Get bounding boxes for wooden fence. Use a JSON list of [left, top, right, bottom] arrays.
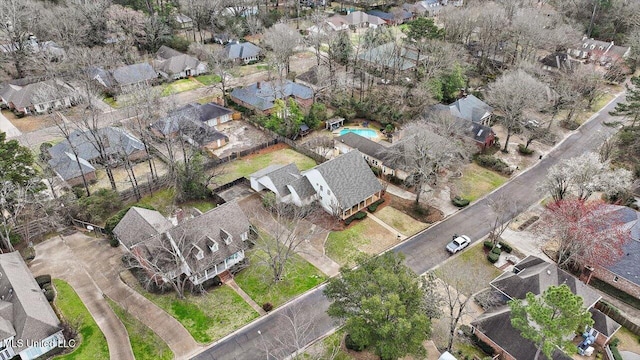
[[595, 301, 640, 336], [70, 218, 107, 235], [13, 219, 54, 243]]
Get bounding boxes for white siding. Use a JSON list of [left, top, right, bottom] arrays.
[[304, 169, 339, 214]]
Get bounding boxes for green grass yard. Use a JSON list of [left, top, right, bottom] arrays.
[[325, 220, 372, 267], [235, 234, 326, 307], [134, 188, 219, 215], [161, 78, 203, 96], [53, 279, 109, 360], [375, 206, 428, 236], [106, 299, 173, 360], [125, 279, 259, 344], [453, 163, 507, 202], [212, 148, 317, 185], [194, 74, 221, 86], [435, 243, 503, 294]]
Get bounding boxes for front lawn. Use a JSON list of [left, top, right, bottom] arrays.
[[195, 74, 222, 85], [435, 243, 503, 294], [106, 299, 173, 360], [453, 163, 507, 202], [161, 78, 203, 96], [53, 279, 109, 360], [234, 234, 326, 307], [102, 97, 120, 109], [124, 277, 259, 344], [325, 218, 395, 267], [212, 148, 317, 185], [375, 206, 428, 236]]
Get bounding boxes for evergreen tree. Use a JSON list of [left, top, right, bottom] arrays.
[[610, 76, 640, 126], [510, 284, 594, 360]]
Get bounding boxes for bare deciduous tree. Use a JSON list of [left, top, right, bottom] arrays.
[[486, 69, 548, 152], [251, 198, 319, 283], [263, 23, 302, 77], [0, 0, 35, 78]]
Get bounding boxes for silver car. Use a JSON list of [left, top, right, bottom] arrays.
[[446, 235, 471, 254]]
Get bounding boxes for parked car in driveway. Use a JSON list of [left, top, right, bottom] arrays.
[[446, 235, 471, 254]]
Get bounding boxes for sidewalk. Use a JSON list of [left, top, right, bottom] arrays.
[[368, 213, 407, 240], [226, 280, 267, 315]]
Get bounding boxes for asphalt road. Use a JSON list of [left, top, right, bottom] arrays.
[[192, 93, 625, 360]]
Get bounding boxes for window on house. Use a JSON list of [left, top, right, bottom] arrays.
[[327, 189, 331, 195], [241, 232, 248, 241], [590, 44, 595, 50], [583, 43, 588, 48], [613, 276, 619, 282], [319, 185, 323, 192]]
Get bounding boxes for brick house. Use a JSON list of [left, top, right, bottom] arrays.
[[472, 256, 621, 359], [583, 205, 640, 299], [229, 80, 313, 115]]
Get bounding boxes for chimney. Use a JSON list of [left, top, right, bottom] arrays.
[[176, 208, 185, 223], [257, 81, 261, 89]]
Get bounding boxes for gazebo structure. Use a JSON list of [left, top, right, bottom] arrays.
[[326, 117, 345, 130]]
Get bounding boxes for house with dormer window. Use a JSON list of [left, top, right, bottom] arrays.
[[113, 202, 251, 285]]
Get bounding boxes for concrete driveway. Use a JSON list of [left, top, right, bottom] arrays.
[[30, 232, 203, 360], [0, 111, 21, 138]]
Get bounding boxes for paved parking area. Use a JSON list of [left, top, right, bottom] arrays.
[[0, 111, 21, 138]]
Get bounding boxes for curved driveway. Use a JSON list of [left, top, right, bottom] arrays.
[[193, 92, 625, 360]]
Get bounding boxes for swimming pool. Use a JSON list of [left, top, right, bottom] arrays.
[[338, 128, 378, 138]]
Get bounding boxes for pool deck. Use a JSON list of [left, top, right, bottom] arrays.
[[332, 125, 382, 141]]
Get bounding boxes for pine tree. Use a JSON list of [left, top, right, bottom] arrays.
[[610, 76, 640, 126]]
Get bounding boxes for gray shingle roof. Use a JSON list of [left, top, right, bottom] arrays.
[[600, 206, 640, 287], [287, 176, 316, 199], [0, 252, 60, 353], [358, 42, 426, 71], [311, 150, 382, 209], [48, 152, 96, 181], [249, 164, 288, 179], [230, 80, 313, 111], [472, 307, 573, 360], [136, 201, 250, 277], [590, 308, 620, 337], [111, 63, 157, 86], [154, 47, 205, 75], [491, 255, 601, 308], [0, 79, 75, 109], [335, 132, 386, 159], [449, 95, 493, 123], [259, 163, 301, 197], [113, 207, 174, 249], [225, 42, 261, 60], [48, 127, 144, 163]]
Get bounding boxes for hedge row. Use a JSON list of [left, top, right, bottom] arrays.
[[367, 199, 385, 213], [475, 155, 513, 175], [487, 252, 500, 263], [345, 211, 367, 225], [498, 241, 512, 253]]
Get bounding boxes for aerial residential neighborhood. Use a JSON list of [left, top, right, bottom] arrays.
[[2, 0, 640, 360]]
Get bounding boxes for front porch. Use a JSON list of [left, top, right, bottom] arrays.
[[191, 250, 245, 285], [340, 190, 382, 220]]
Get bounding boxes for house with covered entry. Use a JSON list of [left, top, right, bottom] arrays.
[[0, 252, 64, 360], [113, 202, 251, 286], [472, 256, 621, 360], [0, 79, 78, 116], [225, 42, 262, 64], [89, 63, 158, 94], [249, 150, 383, 219], [154, 46, 208, 80], [569, 36, 631, 67]]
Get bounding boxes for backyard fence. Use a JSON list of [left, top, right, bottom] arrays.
[[70, 218, 107, 235], [595, 301, 640, 336], [13, 219, 54, 243]]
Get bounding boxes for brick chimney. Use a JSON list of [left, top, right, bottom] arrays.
[[257, 81, 261, 89], [176, 208, 185, 223]]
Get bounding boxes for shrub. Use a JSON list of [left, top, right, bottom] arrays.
[[491, 247, 502, 255], [262, 302, 273, 312], [367, 199, 384, 213], [44, 289, 55, 302], [261, 192, 276, 209], [452, 196, 470, 207], [345, 333, 365, 352], [75, 188, 123, 225], [498, 242, 512, 253], [487, 252, 500, 263], [345, 211, 367, 225], [471, 333, 495, 355], [475, 155, 512, 175], [610, 338, 620, 347], [483, 241, 494, 250], [109, 236, 120, 247], [35, 274, 52, 288], [517, 144, 534, 155]]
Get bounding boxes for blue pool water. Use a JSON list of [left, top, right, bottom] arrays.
[[339, 128, 378, 138]]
